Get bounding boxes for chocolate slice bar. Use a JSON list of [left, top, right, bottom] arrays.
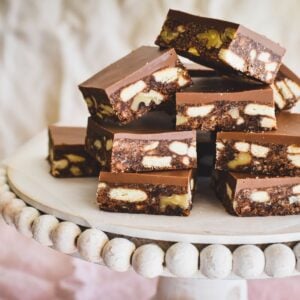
[[85, 116, 197, 173], [213, 171, 300, 217], [271, 64, 300, 112], [79, 46, 192, 124], [97, 170, 195, 216], [215, 112, 300, 176], [48, 126, 100, 178], [155, 10, 285, 84], [176, 75, 275, 131]]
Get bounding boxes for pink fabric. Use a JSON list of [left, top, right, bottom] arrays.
[[1, 215, 300, 299], [0, 219, 157, 300], [248, 277, 300, 300]]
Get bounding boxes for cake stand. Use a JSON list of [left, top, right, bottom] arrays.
[[1, 131, 300, 300]]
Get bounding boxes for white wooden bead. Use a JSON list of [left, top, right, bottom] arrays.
[[265, 244, 295, 277], [166, 242, 198, 277], [32, 215, 59, 246], [293, 243, 300, 272], [233, 245, 265, 278], [2, 198, 26, 225], [77, 228, 108, 263], [14, 207, 40, 238], [102, 238, 135, 272], [51, 221, 81, 254], [0, 191, 16, 212], [132, 244, 164, 278], [200, 245, 232, 279]]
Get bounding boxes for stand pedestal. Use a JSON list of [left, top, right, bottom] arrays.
[[153, 277, 248, 300]]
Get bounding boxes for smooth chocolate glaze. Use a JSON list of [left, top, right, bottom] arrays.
[[99, 169, 193, 186], [79, 46, 179, 96], [160, 10, 285, 57], [217, 170, 300, 194], [48, 126, 86, 148], [177, 76, 272, 104]]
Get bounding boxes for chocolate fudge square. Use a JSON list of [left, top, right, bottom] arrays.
[[215, 113, 300, 176], [213, 171, 300, 217], [79, 46, 192, 124], [176, 75, 275, 131], [155, 10, 285, 84], [48, 125, 100, 178], [85, 116, 197, 173], [97, 170, 195, 216]]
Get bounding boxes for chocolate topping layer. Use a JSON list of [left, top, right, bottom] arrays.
[[163, 10, 285, 56], [114, 130, 196, 140], [48, 126, 86, 148], [184, 63, 217, 77], [165, 9, 238, 30], [99, 170, 193, 186], [79, 46, 179, 96], [218, 171, 300, 194], [235, 25, 285, 57], [177, 76, 272, 104]]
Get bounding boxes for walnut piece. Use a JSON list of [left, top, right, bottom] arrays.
[[160, 193, 190, 212], [160, 27, 179, 43], [227, 152, 252, 169], [197, 29, 223, 49]]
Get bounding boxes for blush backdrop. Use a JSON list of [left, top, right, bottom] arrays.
[[0, 0, 299, 299]]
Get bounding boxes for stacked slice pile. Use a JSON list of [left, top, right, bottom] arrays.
[[48, 9, 300, 218]]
